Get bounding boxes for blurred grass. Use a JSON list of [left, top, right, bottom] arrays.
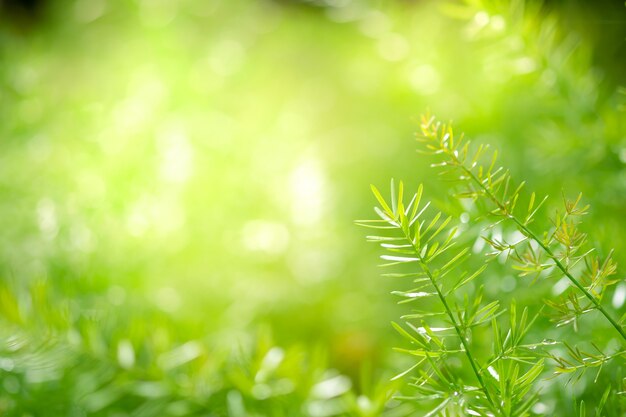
[[0, 0, 625, 415]]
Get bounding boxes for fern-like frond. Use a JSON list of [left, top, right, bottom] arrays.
[[416, 113, 626, 345], [358, 181, 544, 416]]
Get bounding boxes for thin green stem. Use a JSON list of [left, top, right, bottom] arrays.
[[397, 224, 503, 415], [419, 259, 503, 416], [554, 349, 626, 373], [455, 160, 626, 344], [511, 217, 626, 342]]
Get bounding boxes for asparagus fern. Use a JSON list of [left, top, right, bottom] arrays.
[[358, 181, 544, 416]]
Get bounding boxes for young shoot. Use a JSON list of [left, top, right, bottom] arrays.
[[357, 180, 544, 417]]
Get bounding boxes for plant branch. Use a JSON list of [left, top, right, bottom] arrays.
[[400, 227, 505, 416], [448, 148, 626, 344]]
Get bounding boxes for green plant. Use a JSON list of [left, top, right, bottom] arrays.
[[417, 114, 626, 382], [417, 114, 624, 340], [358, 181, 544, 416], [360, 113, 626, 416]]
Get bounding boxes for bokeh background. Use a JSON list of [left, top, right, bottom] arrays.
[[0, 0, 625, 415]]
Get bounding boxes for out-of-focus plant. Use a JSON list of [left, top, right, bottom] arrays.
[[0, 0, 624, 415], [0, 280, 407, 417]]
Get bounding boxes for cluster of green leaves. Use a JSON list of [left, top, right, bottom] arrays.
[[361, 113, 626, 415], [417, 114, 626, 380], [0, 280, 406, 417], [0, 0, 624, 415], [358, 181, 544, 416]]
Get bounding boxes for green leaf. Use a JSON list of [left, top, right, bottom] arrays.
[[371, 184, 394, 218]]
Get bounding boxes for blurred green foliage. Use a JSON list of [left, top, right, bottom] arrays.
[[0, 0, 625, 415]]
